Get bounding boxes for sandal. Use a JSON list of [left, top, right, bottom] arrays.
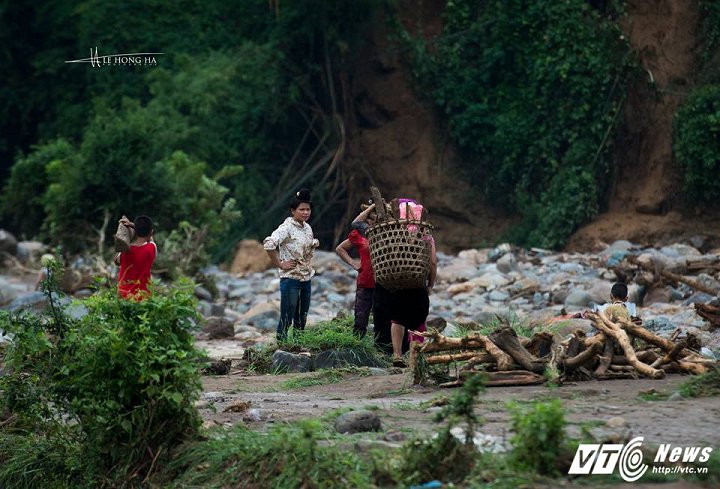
[[392, 358, 407, 368]]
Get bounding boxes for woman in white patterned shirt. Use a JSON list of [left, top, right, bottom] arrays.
[[263, 189, 319, 341]]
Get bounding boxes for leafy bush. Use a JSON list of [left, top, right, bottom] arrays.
[[403, 0, 632, 248], [162, 421, 373, 488], [0, 269, 205, 485], [397, 374, 485, 484], [508, 399, 567, 475], [674, 85, 720, 206]]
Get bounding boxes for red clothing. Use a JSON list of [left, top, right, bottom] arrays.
[[348, 230, 375, 288], [118, 242, 157, 299]]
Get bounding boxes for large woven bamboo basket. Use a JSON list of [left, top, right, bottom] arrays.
[[366, 219, 434, 290]]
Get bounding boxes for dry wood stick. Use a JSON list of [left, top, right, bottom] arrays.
[[589, 312, 664, 379], [651, 340, 686, 369]]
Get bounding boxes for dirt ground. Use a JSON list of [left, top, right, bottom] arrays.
[[201, 370, 719, 450], [200, 370, 718, 486]]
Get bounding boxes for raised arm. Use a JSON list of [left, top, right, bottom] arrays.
[[352, 203, 376, 224], [335, 239, 359, 270]]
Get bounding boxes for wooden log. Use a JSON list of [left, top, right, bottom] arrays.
[[477, 333, 515, 371], [426, 352, 494, 365], [489, 327, 546, 373], [629, 255, 720, 295], [651, 340, 686, 369], [564, 341, 602, 373], [609, 365, 636, 372], [595, 339, 614, 376], [459, 370, 546, 387], [417, 331, 488, 353], [589, 312, 664, 379], [524, 331, 555, 358]]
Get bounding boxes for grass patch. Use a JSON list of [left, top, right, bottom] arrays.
[[238, 343, 275, 374], [367, 387, 413, 399], [280, 367, 372, 390], [678, 366, 720, 398], [637, 389, 670, 402], [279, 316, 377, 354], [159, 421, 373, 488]]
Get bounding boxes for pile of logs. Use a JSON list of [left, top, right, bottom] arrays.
[[409, 312, 717, 387]]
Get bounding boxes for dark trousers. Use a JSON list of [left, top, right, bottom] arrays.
[[354, 287, 374, 336], [277, 278, 311, 341], [372, 284, 410, 354]]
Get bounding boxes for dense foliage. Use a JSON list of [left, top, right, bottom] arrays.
[[403, 0, 632, 248], [0, 264, 205, 486], [673, 1, 720, 207], [0, 0, 378, 255], [674, 85, 720, 206]]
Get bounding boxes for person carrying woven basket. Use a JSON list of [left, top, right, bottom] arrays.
[[335, 201, 377, 337], [263, 189, 319, 341], [369, 197, 438, 367]]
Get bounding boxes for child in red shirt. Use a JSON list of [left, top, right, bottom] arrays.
[[113, 215, 156, 300], [336, 203, 376, 336]]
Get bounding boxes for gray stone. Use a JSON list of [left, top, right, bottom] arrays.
[[64, 302, 88, 320], [203, 316, 235, 339], [334, 410, 382, 434], [313, 348, 385, 369], [644, 317, 675, 334], [272, 350, 312, 373], [564, 289, 592, 307], [606, 416, 627, 428], [644, 285, 673, 305], [488, 290, 509, 302], [194, 286, 213, 302], [496, 253, 518, 273], [242, 302, 280, 331], [683, 293, 714, 306], [6, 291, 49, 312], [667, 392, 683, 401], [367, 367, 390, 376], [0, 229, 18, 256]]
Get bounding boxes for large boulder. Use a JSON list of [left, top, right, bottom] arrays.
[[0, 230, 18, 256], [272, 350, 312, 373], [313, 348, 385, 369], [230, 240, 272, 275], [240, 301, 280, 331], [334, 410, 382, 434], [202, 316, 235, 339]]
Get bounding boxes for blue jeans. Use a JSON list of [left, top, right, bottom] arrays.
[[277, 278, 311, 341]]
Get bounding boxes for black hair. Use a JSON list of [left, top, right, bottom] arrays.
[[611, 282, 628, 300], [290, 188, 312, 210], [134, 215, 153, 237]]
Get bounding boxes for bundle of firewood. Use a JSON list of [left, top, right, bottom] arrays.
[[410, 312, 717, 387]]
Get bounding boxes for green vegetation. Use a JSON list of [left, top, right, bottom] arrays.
[[0, 0, 380, 256], [280, 367, 372, 390], [674, 85, 720, 206], [0, 263, 204, 487], [508, 398, 567, 475], [280, 316, 382, 357], [161, 421, 373, 489], [678, 366, 720, 398], [402, 0, 632, 248]]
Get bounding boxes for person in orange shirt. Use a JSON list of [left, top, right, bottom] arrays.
[[113, 215, 157, 300]]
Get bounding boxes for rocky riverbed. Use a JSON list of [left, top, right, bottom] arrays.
[[3, 233, 718, 363]]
